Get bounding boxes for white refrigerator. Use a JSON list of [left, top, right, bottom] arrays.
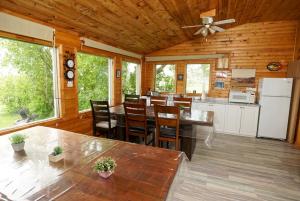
[[257, 78, 293, 139]]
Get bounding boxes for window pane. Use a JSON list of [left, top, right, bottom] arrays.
[[0, 37, 56, 129], [155, 64, 176, 92], [122, 61, 138, 96], [77, 52, 110, 111], [186, 64, 210, 93]]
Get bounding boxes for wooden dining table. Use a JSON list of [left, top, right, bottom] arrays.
[[110, 105, 214, 160], [0, 126, 187, 201]]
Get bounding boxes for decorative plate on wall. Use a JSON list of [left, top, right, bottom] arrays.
[[267, 62, 282, 71]]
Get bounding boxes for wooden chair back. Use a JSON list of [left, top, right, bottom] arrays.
[[173, 97, 192, 108], [124, 94, 140, 103], [154, 105, 180, 150], [123, 102, 148, 143], [150, 96, 167, 106], [90, 100, 112, 128]]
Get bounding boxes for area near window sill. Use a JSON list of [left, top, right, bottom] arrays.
[[0, 117, 60, 136]]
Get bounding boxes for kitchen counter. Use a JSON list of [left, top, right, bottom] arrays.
[[192, 97, 260, 107]]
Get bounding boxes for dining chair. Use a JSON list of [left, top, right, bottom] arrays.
[[173, 97, 192, 108], [124, 94, 140, 103], [90, 100, 117, 138], [124, 102, 154, 145], [154, 105, 180, 151], [150, 96, 167, 106]]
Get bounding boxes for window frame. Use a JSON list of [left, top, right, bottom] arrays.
[[185, 60, 213, 95], [77, 50, 113, 112], [154, 63, 177, 93], [0, 35, 60, 131], [121, 59, 141, 97]]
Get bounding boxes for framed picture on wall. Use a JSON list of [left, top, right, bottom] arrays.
[[177, 74, 184, 81], [116, 69, 121, 78]]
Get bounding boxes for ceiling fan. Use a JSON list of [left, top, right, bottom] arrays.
[[182, 17, 236, 37]]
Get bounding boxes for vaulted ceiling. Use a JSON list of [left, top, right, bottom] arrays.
[[1, 0, 300, 54]]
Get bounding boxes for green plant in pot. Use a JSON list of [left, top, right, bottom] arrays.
[[93, 157, 117, 179], [9, 134, 27, 152], [178, 105, 185, 115], [48, 146, 64, 162]]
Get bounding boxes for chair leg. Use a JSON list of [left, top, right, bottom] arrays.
[[126, 133, 129, 142], [167, 141, 169, 149], [93, 126, 96, 136]]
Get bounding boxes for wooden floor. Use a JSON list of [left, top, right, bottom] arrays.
[[172, 133, 300, 201]]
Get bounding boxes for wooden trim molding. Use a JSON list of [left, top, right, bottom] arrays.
[[145, 54, 227, 62], [81, 37, 143, 59]]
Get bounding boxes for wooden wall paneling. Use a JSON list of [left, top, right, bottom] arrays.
[[58, 46, 79, 119], [296, 117, 300, 147], [176, 62, 186, 94], [288, 79, 300, 143], [145, 21, 297, 97], [294, 21, 300, 60], [113, 56, 122, 106]]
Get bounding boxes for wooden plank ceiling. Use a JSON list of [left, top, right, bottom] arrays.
[[1, 0, 300, 54]]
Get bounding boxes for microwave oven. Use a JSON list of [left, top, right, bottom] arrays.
[[229, 90, 256, 104]]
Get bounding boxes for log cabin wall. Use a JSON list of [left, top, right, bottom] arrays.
[[0, 14, 141, 136], [143, 21, 298, 97], [294, 21, 300, 60]]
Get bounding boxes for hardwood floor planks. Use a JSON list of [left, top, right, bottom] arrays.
[[172, 133, 300, 201]]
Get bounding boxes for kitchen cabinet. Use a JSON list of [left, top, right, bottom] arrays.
[[224, 105, 259, 136], [224, 105, 242, 134], [193, 101, 259, 137], [239, 106, 259, 136], [192, 103, 225, 133], [213, 104, 226, 133]]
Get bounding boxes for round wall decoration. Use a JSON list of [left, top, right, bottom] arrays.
[[266, 62, 282, 71]]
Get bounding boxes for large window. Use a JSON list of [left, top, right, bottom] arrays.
[[0, 37, 58, 130], [77, 52, 112, 111], [186, 64, 210, 93], [122, 61, 140, 98], [155, 64, 176, 92]]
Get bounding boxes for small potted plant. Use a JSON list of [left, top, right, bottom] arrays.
[[48, 146, 63, 162], [93, 157, 117, 179], [178, 105, 185, 115], [9, 134, 27, 152]]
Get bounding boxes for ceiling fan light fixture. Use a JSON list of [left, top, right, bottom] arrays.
[[201, 28, 208, 37]]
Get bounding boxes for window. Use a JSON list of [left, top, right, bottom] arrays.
[[122, 61, 140, 98], [77, 52, 112, 111], [0, 37, 58, 130], [186, 64, 210, 93], [155, 64, 176, 92]]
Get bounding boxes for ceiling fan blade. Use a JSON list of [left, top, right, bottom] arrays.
[[211, 25, 225, 32], [194, 27, 206, 35], [213, 19, 236, 25], [182, 24, 204, 29], [208, 27, 216, 34]]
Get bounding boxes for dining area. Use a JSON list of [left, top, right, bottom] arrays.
[[90, 94, 214, 160]]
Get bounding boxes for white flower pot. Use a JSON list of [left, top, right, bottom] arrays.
[[48, 153, 64, 162], [11, 142, 25, 152], [98, 171, 113, 179]]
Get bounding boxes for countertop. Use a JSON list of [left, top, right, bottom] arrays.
[[192, 97, 260, 107]]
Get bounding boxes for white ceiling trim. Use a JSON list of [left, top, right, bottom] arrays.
[[0, 12, 54, 42], [145, 54, 226, 62], [81, 38, 142, 59]]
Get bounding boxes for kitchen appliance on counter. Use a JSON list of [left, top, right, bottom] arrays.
[[229, 89, 256, 104], [257, 78, 293, 140]]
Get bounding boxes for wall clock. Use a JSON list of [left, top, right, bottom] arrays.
[[65, 70, 74, 80], [65, 59, 75, 69], [63, 50, 76, 87]]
